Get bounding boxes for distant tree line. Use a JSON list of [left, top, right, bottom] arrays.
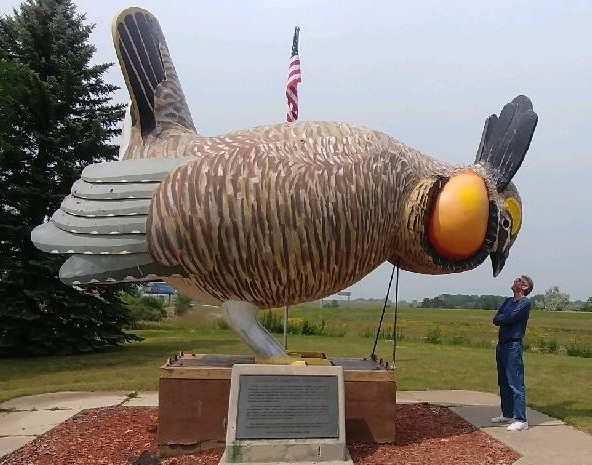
[[404, 287, 592, 312], [417, 294, 506, 310], [530, 287, 591, 312]]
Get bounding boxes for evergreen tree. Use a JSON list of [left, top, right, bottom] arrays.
[[0, 0, 138, 356]]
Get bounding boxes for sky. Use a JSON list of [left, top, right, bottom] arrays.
[[1, 0, 591, 302]]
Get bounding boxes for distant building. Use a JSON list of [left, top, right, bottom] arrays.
[[142, 282, 176, 307], [143, 282, 176, 295]]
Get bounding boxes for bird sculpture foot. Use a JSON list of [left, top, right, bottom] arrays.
[[254, 354, 308, 366], [253, 351, 332, 366], [221, 301, 286, 358]]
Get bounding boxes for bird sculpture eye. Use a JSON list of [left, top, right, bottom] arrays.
[[504, 197, 522, 236]]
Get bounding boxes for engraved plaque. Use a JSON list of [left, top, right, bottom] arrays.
[[235, 374, 339, 439]]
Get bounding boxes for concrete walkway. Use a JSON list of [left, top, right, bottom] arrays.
[[398, 390, 592, 465], [1, 390, 591, 464]]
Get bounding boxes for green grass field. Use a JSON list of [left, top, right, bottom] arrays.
[[1, 305, 591, 433]]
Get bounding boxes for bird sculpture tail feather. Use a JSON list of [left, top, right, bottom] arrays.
[[475, 95, 538, 191], [30, 157, 193, 285], [31, 9, 202, 286], [112, 7, 197, 142]]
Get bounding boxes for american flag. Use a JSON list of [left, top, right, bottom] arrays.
[[286, 26, 302, 122]]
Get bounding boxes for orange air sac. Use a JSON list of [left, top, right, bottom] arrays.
[[428, 171, 489, 260]]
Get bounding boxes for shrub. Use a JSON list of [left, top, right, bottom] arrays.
[[324, 326, 347, 337], [174, 293, 192, 316], [425, 326, 443, 344], [120, 291, 167, 324], [257, 310, 345, 337], [540, 338, 559, 353], [451, 335, 470, 346], [358, 326, 403, 341], [212, 318, 230, 330], [357, 327, 374, 338], [566, 344, 592, 358], [301, 320, 318, 335], [259, 310, 285, 333]]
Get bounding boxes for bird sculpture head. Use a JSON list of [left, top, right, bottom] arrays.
[[395, 95, 536, 277], [473, 95, 535, 276], [489, 181, 523, 276]]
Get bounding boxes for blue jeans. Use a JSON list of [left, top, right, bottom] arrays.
[[496, 341, 527, 422]]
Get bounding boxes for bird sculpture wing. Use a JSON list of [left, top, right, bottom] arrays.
[[31, 157, 192, 284]]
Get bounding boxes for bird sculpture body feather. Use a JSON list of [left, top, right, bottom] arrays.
[[31, 8, 538, 358]]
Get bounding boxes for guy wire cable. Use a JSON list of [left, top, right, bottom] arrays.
[[371, 263, 397, 360]]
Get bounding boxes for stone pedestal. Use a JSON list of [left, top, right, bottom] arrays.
[[158, 354, 396, 457]]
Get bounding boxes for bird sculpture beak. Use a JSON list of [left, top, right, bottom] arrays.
[[490, 252, 507, 277]]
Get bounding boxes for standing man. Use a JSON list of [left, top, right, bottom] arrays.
[[491, 275, 534, 431]]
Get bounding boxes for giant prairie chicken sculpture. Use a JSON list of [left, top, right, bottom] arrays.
[[32, 8, 538, 358]]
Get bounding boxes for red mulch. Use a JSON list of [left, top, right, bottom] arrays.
[[0, 404, 519, 465]]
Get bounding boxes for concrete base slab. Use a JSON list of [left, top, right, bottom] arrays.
[[0, 391, 129, 411], [397, 389, 499, 406], [397, 390, 592, 465], [218, 450, 354, 465], [0, 409, 77, 436], [487, 423, 592, 465], [451, 405, 563, 429], [0, 436, 32, 459], [124, 391, 159, 407], [0, 390, 137, 459]]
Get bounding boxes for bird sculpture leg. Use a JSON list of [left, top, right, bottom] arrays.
[[221, 301, 287, 359]]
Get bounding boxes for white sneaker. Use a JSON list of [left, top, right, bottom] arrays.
[[507, 421, 529, 431], [491, 415, 513, 423]]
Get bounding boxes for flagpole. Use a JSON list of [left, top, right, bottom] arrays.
[[283, 305, 289, 349], [283, 26, 302, 347]]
